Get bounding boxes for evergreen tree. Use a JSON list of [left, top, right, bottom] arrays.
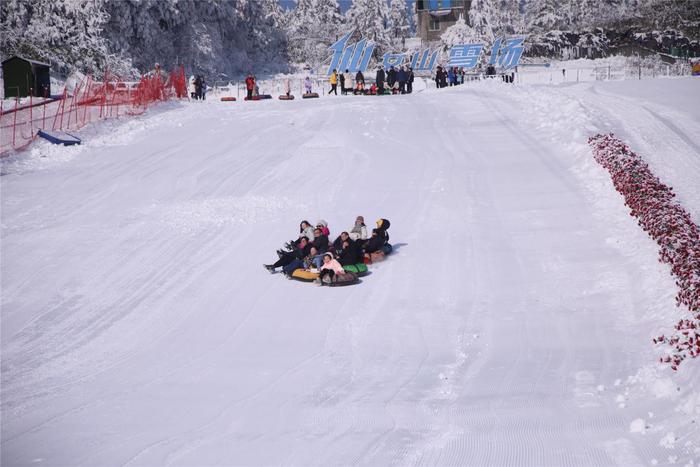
[[468, 0, 498, 44], [388, 0, 410, 49], [287, 0, 343, 65], [345, 0, 392, 56], [525, 0, 564, 32], [440, 14, 479, 50]]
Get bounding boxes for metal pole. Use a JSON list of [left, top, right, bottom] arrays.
[[12, 96, 18, 147], [29, 89, 33, 138]]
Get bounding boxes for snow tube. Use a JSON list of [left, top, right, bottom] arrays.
[[365, 251, 385, 264], [302, 93, 319, 99], [343, 263, 368, 276], [322, 271, 358, 287], [381, 243, 393, 255], [220, 96, 237, 102], [279, 95, 295, 100], [291, 269, 319, 282], [244, 95, 272, 101]]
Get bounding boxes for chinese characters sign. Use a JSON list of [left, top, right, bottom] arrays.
[[327, 36, 525, 76]]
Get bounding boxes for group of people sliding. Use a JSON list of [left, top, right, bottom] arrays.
[[264, 216, 391, 284]]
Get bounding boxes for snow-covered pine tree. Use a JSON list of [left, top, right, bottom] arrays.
[[525, 0, 565, 33], [345, 0, 392, 57], [287, 0, 344, 66], [0, 0, 118, 75], [440, 14, 479, 50], [497, 0, 526, 36], [468, 0, 498, 45], [388, 0, 410, 49]]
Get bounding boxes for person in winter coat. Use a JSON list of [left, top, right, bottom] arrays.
[[329, 69, 338, 95], [339, 72, 346, 95], [375, 218, 391, 243], [189, 75, 197, 99], [318, 251, 345, 283], [310, 227, 330, 253], [200, 76, 207, 100], [332, 231, 351, 253], [316, 219, 330, 237], [387, 66, 397, 88], [304, 76, 313, 94], [397, 66, 408, 94], [245, 73, 255, 100], [407, 67, 414, 93], [283, 77, 291, 96], [447, 67, 455, 86], [354, 71, 365, 93], [299, 220, 315, 242], [348, 215, 368, 242], [343, 69, 352, 94], [265, 236, 311, 273], [194, 75, 203, 100], [338, 238, 362, 266], [363, 229, 385, 254], [376, 65, 385, 95], [440, 68, 448, 88]]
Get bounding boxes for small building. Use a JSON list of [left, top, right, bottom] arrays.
[[415, 0, 472, 44], [2, 55, 51, 98]]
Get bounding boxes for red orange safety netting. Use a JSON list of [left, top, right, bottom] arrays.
[[0, 65, 187, 155]]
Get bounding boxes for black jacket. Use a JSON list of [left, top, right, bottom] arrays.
[[312, 234, 329, 253], [387, 68, 397, 86], [364, 235, 385, 254], [355, 71, 365, 83], [376, 69, 385, 85], [338, 240, 362, 265]]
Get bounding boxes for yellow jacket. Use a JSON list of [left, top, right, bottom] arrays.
[[330, 73, 338, 84]]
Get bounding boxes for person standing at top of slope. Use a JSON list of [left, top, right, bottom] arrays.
[[387, 66, 397, 89], [376, 65, 385, 95], [398, 66, 408, 94], [304, 76, 313, 94], [283, 77, 291, 97], [329, 69, 338, 95], [354, 70, 365, 94], [245, 73, 255, 100], [339, 71, 346, 95], [406, 67, 414, 94], [343, 69, 352, 94]]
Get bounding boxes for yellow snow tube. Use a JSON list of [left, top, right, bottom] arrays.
[[291, 269, 319, 282]]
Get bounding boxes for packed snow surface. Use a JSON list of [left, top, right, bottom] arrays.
[[2, 77, 700, 465]]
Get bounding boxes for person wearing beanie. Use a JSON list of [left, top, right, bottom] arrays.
[[349, 216, 368, 242], [316, 219, 330, 236]]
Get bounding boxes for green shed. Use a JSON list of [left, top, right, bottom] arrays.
[[2, 55, 51, 98]]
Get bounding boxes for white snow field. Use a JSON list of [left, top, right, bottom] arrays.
[[2, 77, 700, 466]]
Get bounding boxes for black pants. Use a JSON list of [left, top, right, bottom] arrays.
[[377, 84, 384, 95], [330, 84, 337, 95], [247, 89, 253, 99], [320, 269, 335, 281], [399, 82, 406, 94], [407, 82, 412, 93], [272, 252, 296, 269]]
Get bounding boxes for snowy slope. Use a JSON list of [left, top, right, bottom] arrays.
[[1, 78, 699, 466]]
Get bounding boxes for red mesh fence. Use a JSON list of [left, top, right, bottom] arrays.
[[0, 66, 187, 155]]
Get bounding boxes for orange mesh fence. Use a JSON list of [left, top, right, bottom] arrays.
[[0, 65, 187, 155]]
